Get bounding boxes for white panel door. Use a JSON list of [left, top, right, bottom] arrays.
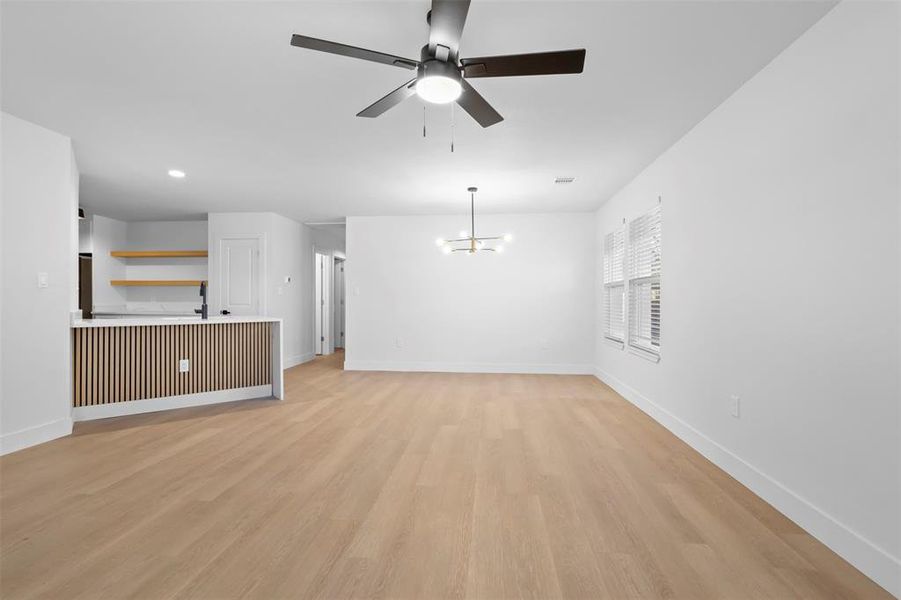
[[314, 253, 324, 354], [221, 237, 260, 316], [314, 252, 332, 355], [334, 260, 345, 349]]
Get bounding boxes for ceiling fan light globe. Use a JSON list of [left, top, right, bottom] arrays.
[[415, 76, 462, 104]]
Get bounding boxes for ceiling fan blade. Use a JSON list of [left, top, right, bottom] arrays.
[[290, 34, 418, 70], [456, 79, 503, 128], [461, 49, 586, 78], [356, 79, 418, 118], [428, 0, 471, 58]]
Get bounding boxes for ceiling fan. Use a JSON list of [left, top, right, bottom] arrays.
[[290, 0, 586, 128]]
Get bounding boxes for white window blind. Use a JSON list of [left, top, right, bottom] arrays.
[[627, 205, 661, 358], [603, 229, 625, 342]]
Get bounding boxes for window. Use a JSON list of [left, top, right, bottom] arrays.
[[627, 205, 661, 360], [603, 228, 625, 343]]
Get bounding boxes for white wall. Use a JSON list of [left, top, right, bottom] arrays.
[[89, 217, 208, 314], [0, 112, 79, 454], [311, 227, 345, 257], [126, 220, 207, 251], [78, 212, 92, 254], [594, 2, 900, 594], [90, 214, 127, 312], [345, 213, 595, 373], [208, 212, 318, 367], [124, 220, 207, 313], [270, 213, 310, 366]]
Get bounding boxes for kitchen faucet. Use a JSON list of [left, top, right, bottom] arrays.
[[195, 281, 208, 320]]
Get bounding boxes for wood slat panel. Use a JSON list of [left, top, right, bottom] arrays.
[[72, 323, 272, 407]]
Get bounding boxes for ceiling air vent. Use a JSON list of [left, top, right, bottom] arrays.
[[554, 176, 575, 184]]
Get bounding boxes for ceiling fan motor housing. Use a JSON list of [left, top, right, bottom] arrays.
[[417, 58, 462, 84]]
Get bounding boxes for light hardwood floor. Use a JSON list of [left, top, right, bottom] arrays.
[[0, 352, 890, 599]]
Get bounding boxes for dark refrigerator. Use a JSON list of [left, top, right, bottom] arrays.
[[78, 254, 92, 319]]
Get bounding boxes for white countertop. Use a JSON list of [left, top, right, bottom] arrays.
[[71, 315, 282, 328]]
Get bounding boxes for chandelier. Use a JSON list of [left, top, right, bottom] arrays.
[[435, 187, 513, 255]]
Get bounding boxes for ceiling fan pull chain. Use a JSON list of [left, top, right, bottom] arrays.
[[423, 106, 427, 138], [471, 189, 476, 241], [451, 102, 455, 153]]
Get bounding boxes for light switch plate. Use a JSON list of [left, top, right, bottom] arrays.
[[730, 395, 741, 418], [37, 272, 49, 288], [179, 359, 190, 373]]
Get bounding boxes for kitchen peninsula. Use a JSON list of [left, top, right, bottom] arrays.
[[71, 315, 283, 421]]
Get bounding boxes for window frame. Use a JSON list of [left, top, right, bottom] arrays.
[[602, 226, 625, 348], [626, 203, 661, 362]]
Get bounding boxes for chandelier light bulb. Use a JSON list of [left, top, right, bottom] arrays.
[[442, 245, 452, 255], [496, 245, 504, 253], [459, 230, 469, 238], [503, 233, 514, 243], [435, 237, 445, 246]]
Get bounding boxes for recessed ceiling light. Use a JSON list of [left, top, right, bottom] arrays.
[[168, 169, 186, 179], [554, 176, 575, 184]]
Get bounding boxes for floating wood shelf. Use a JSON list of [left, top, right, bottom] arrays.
[[110, 250, 208, 258], [110, 280, 205, 287]]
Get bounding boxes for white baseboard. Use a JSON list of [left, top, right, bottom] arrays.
[[72, 385, 274, 422], [285, 352, 316, 369], [0, 417, 73, 456], [593, 367, 900, 598], [344, 360, 595, 375]]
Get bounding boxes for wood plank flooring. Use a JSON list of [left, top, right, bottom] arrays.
[[0, 352, 891, 599]]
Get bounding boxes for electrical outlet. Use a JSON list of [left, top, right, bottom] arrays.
[[730, 395, 741, 418], [179, 359, 190, 373]]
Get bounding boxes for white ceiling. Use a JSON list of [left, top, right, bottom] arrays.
[[1, 1, 834, 222]]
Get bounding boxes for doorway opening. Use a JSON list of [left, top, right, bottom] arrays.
[[314, 251, 330, 355], [334, 257, 345, 350]]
